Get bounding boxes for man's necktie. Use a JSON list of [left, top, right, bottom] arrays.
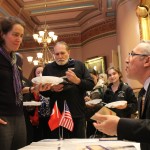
[[139, 88, 146, 115]]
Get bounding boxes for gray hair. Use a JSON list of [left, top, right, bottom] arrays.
[[139, 40, 150, 55], [54, 41, 70, 51]]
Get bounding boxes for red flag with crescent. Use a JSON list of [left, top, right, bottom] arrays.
[[48, 101, 62, 131]]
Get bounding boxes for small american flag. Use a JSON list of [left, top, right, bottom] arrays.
[[59, 101, 74, 131]]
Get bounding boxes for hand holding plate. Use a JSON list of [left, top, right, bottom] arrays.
[[32, 83, 52, 92], [51, 84, 64, 92], [115, 102, 127, 109]]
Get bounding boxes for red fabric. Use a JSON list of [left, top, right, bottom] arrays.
[[48, 101, 62, 131], [30, 92, 40, 126]]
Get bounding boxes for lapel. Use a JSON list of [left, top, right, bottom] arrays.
[[141, 83, 150, 118]]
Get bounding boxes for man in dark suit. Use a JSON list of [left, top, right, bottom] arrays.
[[93, 40, 150, 150]]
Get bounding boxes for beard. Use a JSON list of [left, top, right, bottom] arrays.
[[56, 59, 68, 65]]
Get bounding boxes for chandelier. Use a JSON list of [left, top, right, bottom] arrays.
[[27, 0, 58, 65], [27, 44, 54, 65]]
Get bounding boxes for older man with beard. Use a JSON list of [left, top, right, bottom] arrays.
[[41, 41, 94, 139], [93, 40, 150, 150]]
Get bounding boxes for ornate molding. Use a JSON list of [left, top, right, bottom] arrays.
[[20, 18, 116, 52]]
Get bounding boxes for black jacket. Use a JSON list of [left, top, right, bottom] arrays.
[[117, 83, 150, 150], [42, 59, 95, 118], [103, 81, 138, 118], [0, 52, 23, 116]]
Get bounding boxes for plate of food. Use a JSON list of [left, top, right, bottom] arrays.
[[23, 101, 42, 106], [105, 101, 127, 108], [32, 76, 63, 85], [86, 99, 102, 105]]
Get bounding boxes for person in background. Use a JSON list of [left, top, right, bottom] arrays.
[[28, 65, 43, 142], [94, 73, 108, 99], [85, 69, 106, 112], [0, 16, 51, 150], [93, 40, 150, 150], [98, 73, 108, 87], [84, 69, 99, 101], [85, 70, 107, 138], [28, 65, 51, 141], [102, 66, 138, 118], [28, 65, 43, 80], [41, 41, 94, 139]]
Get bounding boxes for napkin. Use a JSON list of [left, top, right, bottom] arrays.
[[90, 106, 116, 120]]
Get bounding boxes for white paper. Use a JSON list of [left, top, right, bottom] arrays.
[[19, 139, 140, 150]]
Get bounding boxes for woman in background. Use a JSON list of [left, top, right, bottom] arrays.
[[98, 73, 108, 86], [28, 65, 51, 141], [85, 69, 107, 138], [28, 65, 43, 80], [93, 73, 108, 100], [103, 66, 138, 118], [84, 69, 99, 101]]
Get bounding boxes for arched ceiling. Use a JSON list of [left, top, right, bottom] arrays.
[[0, 0, 116, 38]]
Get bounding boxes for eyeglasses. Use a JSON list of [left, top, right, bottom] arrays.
[[128, 51, 150, 57]]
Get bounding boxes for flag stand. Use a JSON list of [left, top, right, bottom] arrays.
[[58, 126, 64, 140], [62, 127, 64, 139], [59, 126, 61, 140], [58, 100, 74, 139]]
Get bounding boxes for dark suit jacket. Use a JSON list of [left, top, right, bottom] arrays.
[[117, 83, 150, 150]]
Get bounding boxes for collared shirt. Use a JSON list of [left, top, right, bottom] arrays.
[[144, 77, 150, 92]]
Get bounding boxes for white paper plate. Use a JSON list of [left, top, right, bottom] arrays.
[[32, 76, 63, 85], [23, 101, 41, 106], [86, 99, 102, 105], [105, 101, 127, 108]]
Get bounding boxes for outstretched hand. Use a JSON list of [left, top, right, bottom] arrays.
[[93, 113, 120, 136], [0, 118, 7, 125]]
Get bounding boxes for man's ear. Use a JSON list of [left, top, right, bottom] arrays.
[[144, 56, 150, 67]]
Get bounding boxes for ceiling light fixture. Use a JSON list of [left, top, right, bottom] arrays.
[[27, 0, 58, 65]]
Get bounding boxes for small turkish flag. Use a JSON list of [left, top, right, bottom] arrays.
[[48, 101, 62, 131]]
